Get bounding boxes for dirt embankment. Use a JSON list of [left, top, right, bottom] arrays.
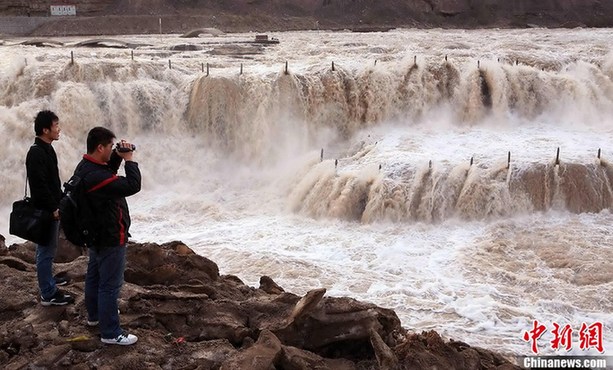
[[1, 0, 612, 36]]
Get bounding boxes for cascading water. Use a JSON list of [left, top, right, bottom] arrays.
[[1, 28, 612, 357]]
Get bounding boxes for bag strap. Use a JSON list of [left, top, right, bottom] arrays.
[[24, 173, 29, 199], [24, 143, 39, 199]]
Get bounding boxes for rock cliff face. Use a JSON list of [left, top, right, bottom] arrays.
[[0, 236, 521, 369], [0, 0, 115, 16], [311, 0, 613, 27], [1, 0, 612, 30]]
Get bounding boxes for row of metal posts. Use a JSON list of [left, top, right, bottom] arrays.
[[63, 51, 530, 75], [320, 147, 605, 171]]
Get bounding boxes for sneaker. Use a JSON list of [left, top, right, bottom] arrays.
[[101, 332, 138, 346], [41, 289, 75, 306], [54, 275, 71, 286]]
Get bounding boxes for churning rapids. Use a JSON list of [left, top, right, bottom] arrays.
[[1, 28, 612, 357]]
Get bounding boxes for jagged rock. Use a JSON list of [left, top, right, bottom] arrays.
[[4, 236, 83, 263], [0, 256, 33, 272], [0, 323, 37, 367], [279, 345, 357, 370], [6, 242, 35, 264], [0, 241, 521, 370], [0, 264, 37, 314], [259, 275, 285, 294], [125, 241, 219, 285], [287, 288, 326, 325], [56, 233, 87, 262], [4, 358, 30, 370], [126, 289, 251, 345], [0, 234, 6, 254], [220, 329, 282, 370], [394, 330, 519, 370], [174, 242, 194, 255], [275, 295, 401, 355], [32, 344, 71, 368], [57, 320, 70, 337], [369, 327, 400, 370]]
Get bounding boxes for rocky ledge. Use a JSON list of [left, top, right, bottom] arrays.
[[0, 234, 519, 369]]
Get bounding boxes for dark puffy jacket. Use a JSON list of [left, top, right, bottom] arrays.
[[25, 137, 62, 212], [74, 152, 141, 248]]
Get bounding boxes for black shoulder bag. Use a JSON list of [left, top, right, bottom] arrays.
[[9, 174, 52, 245]]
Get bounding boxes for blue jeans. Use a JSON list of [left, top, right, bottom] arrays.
[[36, 221, 60, 299], [85, 245, 126, 339]]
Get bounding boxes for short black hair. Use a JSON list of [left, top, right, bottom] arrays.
[[34, 110, 58, 136], [86, 126, 116, 154]]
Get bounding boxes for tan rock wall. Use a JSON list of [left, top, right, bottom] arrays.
[[0, 0, 116, 16], [1, 0, 612, 31]]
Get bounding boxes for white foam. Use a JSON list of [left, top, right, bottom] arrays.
[[1, 29, 612, 357]]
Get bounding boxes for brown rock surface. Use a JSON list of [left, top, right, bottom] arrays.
[[0, 235, 520, 369]]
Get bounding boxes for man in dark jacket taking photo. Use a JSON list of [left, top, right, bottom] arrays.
[[73, 126, 141, 346]]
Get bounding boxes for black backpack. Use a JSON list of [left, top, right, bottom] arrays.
[[59, 172, 97, 247]]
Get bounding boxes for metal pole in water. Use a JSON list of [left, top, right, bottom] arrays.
[[470, 157, 473, 166], [320, 149, 324, 162], [332, 61, 335, 71], [598, 148, 601, 159], [207, 63, 209, 76], [70, 51, 74, 65], [201, 63, 204, 73], [131, 50, 134, 61], [240, 63, 243, 75], [335, 159, 338, 169], [555, 147, 560, 166], [285, 61, 288, 75], [168, 60, 172, 69], [507, 151, 511, 169], [414, 55, 417, 66]]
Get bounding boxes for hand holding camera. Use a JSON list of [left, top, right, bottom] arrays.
[[115, 142, 136, 153], [115, 140, 136, 161]]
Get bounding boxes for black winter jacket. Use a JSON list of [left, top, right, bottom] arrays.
[[74, 152, 141, 248], [25, 137, 62, 212]]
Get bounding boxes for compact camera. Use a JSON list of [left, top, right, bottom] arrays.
[[115, 143, 136, 153]]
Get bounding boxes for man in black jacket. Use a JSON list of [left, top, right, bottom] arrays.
[[26, 110, 74, 306], [75, 126, 141, 346]]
